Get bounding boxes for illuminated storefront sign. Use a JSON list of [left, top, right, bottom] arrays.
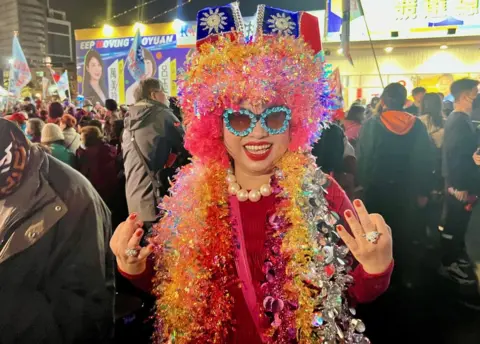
[[326, 0, 480, 41]]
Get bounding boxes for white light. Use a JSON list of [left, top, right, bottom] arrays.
[[440, 45, 448, 50], [103, 24, 114, 36], [384, 46, 394, 53], [133, 22, 146, 34], [8, 58, 14, 65], [337, 48, 343, 54], [173, 18, 185, 32]]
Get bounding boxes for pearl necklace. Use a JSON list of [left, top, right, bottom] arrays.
[[226, 169, 273, 202]]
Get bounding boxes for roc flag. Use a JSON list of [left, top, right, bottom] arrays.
[[126, 28, 146, 81], [57, 71, 70, 100], [8, 34, 32, 96]]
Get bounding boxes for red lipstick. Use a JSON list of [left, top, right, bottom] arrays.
[[243, 141, 273, 161]]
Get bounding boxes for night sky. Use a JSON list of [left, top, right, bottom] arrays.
[[49, 0, 326, 30]]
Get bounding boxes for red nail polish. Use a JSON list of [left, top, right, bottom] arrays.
[[129, 213, 137, 220], [354, 200, 362, 207], [137, 230, 143, 237], [336, 225, 343, 231], [345, 210, 353, 218]]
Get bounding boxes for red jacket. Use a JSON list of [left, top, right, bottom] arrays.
[[77, 142, 119, 202]]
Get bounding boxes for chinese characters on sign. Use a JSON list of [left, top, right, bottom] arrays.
[[425, 0, 448, 17], [395, 0, 479, 20], [395, 0, 418, 19]]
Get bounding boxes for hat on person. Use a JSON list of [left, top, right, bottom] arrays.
[[5, 112, 28, 125], [41, 123, 65, 144], [0, 118, 30, 197]]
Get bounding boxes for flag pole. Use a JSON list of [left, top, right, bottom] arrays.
[[358, 0, 384, 88]]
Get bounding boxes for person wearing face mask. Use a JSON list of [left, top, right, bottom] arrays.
[[110, 5, 393, 343], [26, 118, 44, 143], [122, 78, 188, 230], [441, 78, 480, 283], [0, 118, 114, 343]]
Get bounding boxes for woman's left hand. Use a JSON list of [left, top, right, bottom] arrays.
[[336, 199, 393, 275]]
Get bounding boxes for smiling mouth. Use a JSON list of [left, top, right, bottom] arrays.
[[244, 144, 272, 155]]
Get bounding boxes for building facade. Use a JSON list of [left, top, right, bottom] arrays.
[[0, 0, 48, 68]]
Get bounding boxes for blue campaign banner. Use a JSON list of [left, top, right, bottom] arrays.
[[76, 32, 189, 105]]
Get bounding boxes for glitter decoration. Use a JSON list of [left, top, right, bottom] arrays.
[[152, 153, 370, 343], [178, 32, 327, 167], [150, 3, 365, 343]]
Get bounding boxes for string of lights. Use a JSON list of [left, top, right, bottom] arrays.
[[93, 0, 161, 27], [96, 0, 195, 28], [145, 0, 194, 23]]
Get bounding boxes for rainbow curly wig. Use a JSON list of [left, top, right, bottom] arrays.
[[178, 32, 326, 167]]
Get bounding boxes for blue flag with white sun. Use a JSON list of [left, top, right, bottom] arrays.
[[126, 28, 146, 81]]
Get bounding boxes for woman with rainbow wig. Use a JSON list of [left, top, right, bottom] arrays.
[[111, 4, 393, 343]]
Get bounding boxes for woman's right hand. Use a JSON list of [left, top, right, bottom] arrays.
[[110, 213, 154, 276]]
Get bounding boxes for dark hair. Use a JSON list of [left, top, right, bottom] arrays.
[[81, 126, 103, 147], [89, 119, 103, 133], [450, 78, 479, 101], [49, 102, 64, 119], [143, 48, 157, 78], [135, 78, 163, 102], [82, 49, 107, 104], [421, 93, 444, 128], [78, 115, 93, 128], [346, 105, 365, 124], [370, 97, 380, 107], [105, 99, 118, 112], [412, 87, 426, 96], [24, 97, 31, 102], [28, 118, 44, 137], [381, 83, 407, 111], [60, 114, 77, 128]]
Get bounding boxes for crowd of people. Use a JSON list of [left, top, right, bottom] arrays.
[[2, 77, 480, 344], [1, 5, 480, 344]]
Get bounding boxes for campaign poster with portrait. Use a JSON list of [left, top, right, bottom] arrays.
[[75, 28, 191, 106]]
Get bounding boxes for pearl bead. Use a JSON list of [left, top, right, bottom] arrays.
[[226, 174, 237, 184], [228, 182, 241, 195], [237, 189, 249, 202], [260, 184, 272, 197], [248, 189, 262, 202]]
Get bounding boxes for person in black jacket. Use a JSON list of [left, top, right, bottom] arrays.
[[441, 78, 480, 282], [0, 118, 114, 343], [122, 78, 189, 228], [357, 82, 434, 285]]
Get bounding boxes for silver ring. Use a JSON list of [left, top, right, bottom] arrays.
[[363, 231, 381, 244], [125, 248, 139, 257]]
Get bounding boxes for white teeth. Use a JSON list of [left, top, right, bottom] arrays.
[[244, 144, 272, 154]]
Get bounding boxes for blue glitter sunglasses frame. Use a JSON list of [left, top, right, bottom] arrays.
[[223, 106, 292, 137]]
